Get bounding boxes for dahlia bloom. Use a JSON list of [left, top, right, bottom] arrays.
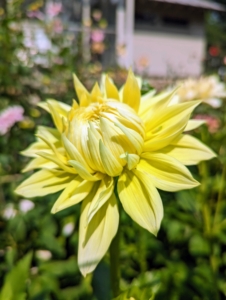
[[16, 71, 215, 276], [170, 75, 226, 108]]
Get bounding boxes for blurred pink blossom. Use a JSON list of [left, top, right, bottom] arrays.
[[52, 18, 63, 33], [194, 114, 220, 133], [46, 2, 62, 17], [91, 30, 105, 43], [0, 106, 24, 135], [27, 10, 44, 20]]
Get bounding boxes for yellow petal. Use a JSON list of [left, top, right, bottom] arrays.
[[38, 151, 75, 174], [123, 70, 140, 112], [62, 134, 93, 173], [91, 82, 103, 101], [73, 73, 91, 106], [78, 191, 119, 276], [22, 156, 58, 172], [139, 89, 177, 123], [15, 170, 72, 198], [144, 101, 200, 151], [51, 177, 94, 213], [87, 176, 114, 223], [118, 170, 163, 236], [105, 75, 119, 100], [115, 122, 143, 154], [120, 152, 140, 170], [139, 152, 200, 191], [99, 140, 123, 176], [68, 160, 102, 181], [162, 134, 216, 165], [184, 119, 206, 131]]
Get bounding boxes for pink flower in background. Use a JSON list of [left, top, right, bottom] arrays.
[[27, 10, 44, 20], [194, 114, 220, 133], [52, 18, 63, 33], [0, 106, 24, 135], [46, 2, 62, 17], [91, 30, 105, 43]]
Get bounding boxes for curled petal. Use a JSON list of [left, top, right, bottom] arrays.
[[118, 170, 163, 236], [162, 134, 216, 165], [123, 70, 140, 112], [78, 191, 119, 276], [139, 152, 200, 191]]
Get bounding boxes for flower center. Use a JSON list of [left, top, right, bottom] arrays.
[[67, 100, 144, 174]]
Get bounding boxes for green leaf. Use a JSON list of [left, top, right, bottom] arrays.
[[0, 252, 32, 300], [113, 286, 154, 300]]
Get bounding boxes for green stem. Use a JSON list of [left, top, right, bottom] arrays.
[[109, 224, 120, 298], [213, 164, 226, 226]]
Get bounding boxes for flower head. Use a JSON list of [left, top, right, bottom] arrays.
[[170, 75, 226, 108], [16, 71, 215, 276]]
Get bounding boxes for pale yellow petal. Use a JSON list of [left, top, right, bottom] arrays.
[[62, 134, 93, 173], [22, 156, 58, 172], [51, 177, 94, 213], [73, 73, 91, 106], [184, 119, 206, 131], [144, 101, 200, 151], [123, 70, 140, 112], [118, 170, 163, 236], [115, 122, 143, 154], [99, 140, 123, 176], [78, 191, 119, 276], [87, 176, 114, 223], [139, 89, 177, 123], [91, 82, 103, 101], [15, 170, 72, 198], [105, 75, 119, 100], [120, 152, 140, 170], [139, 152, 199, 191], [162, 134, 216, 165], [68, 160, 102, 181]]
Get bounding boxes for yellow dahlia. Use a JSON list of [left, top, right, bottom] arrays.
[[16, 71, 215, 276]]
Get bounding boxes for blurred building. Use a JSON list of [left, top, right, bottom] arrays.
[[60, 0, 224, 77]]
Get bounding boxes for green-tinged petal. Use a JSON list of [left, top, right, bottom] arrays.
[[73, 73, 91, 106], [78, 191, 119, 276], [38, 151, 76, 174], [139, 152, 199, 191], [123, 70, 140, 112], [21, 126, 61, 157], [105, 75, 119, 100], [99, 140, 123, 176], [87, 123, 105, 173], [118, 170, 163, 235], [51, 177, 94, 213], [87, 176, 114, 223], [62, 134, 93, 173], [184, 119, 206, 131], [68, 160, 103, 181], [15, 169, 72, 198], [22, 156, 58, 172], [120, 152, 140, 170], [162, 134, 216, 165], [115, 122, 143, 154], [144, 101, 200, 152]]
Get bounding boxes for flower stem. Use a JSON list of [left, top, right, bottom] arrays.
[[109, 223, 120, 298]]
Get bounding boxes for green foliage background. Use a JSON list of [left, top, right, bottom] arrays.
[[0, 1, 226, 299]]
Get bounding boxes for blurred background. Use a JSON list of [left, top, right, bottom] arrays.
[[1, 0, 226, 299]]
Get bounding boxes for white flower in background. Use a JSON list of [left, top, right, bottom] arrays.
[[19, 199, 35, 213], [62, 222, 75, 237], [170, 75, 226, 108], [36, 250, 52, 261], [2, 204, 17, 220]]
